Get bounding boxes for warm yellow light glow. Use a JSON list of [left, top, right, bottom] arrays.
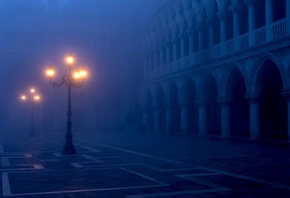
[[46, 66, 55, 78], [30, 89, 35, 93], [34, 95, 40, 101], [73, 72, 80, 79], [80, 68, 88, 78], [66, 54, 74, 65], [21, 95, 26, 100]]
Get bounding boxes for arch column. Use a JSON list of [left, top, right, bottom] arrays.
[[166, 41, 171, 64], [230, 4, 240, 50], [180, 34, 186, 58], [207, 18, 215, 47], [172, 38, 177, 61], [153, 106, 160, 132], [282, 90, 290, 140], [142, 108, 150, 131], [265, 0, 273, 41], [245, 93, 260, 139], [244, 0, 255, 46], [219, 97, 232, 137], [159, 47, 163, 66], [150, 54, 154, 69], [154, 49, 158, 68], [143, 57, 148, 79], [188, 29, 194, 55], [197, 101, 207, 135], [180, 103, 188, 134], [165, 106, 173, 133], [218, 11, 226, 55], [197, 23, 203, 51], [144, 56, 148, 70]]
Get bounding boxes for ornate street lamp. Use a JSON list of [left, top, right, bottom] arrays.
[[45, 53, 88, 155], [20, 88, 41, 137]]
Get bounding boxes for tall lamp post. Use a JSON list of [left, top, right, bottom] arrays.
[[45, 53, 88, 155], [20, 88, 41, 137]]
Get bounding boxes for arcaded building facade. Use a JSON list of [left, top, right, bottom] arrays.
[[141, 0, 290, 140]]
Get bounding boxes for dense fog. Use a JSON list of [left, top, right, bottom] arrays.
[[0, 0, 169, 136]]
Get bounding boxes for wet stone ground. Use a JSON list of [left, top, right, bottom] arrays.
[[0, 130, 290, 197]]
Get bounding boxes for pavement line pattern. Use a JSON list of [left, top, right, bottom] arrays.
[[198, 167, 290, 191], [177, 173, 221, 177], [53, 153, 61, 157], [126, 188, 231, 198], [81, 154, 103, 162], [120, 167, 166, 185], [98, 155, 134, 159], [33, 164, 45, 170], [5, 184, 168, 197], [71, 163, 84, 168], [177, 175, 231, 190], [81, 146, 100, 152], [2, 173, 11, 196], [1, 157, 10, 166], [77, 139, 186, 165], [24, 154, 33, 158]]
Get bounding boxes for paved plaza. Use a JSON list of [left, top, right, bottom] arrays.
[[0, 130, 290, 197]]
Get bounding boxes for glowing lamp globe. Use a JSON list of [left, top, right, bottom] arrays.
[[66, 54, 74, 65]]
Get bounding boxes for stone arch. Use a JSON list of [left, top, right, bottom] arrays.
[[253, 56, 287, 140], [189, 11, 198, 29], [180, 17, 188, 34], [179, 76, 198, 133], [165, 80, 181, 133], [176, 0, 184, 17], [172, 22, 180, 39], [179, 75, 196, 104], [197, 6, 209, 49], [153, 84, 164, 107], [199, 71, 221, 135], [221, 63, 250, 137], [220, 62, 247, 96], [143, 87, 154, 131], [209, 0, 219, 18], [197, 71, 219, 100], [250, 52, 286, 93], [153, 84, 166, 132], [144, 86, 152, 108], [165, 80, 179, 106]]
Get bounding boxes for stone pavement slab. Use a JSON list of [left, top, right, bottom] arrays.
[[0, 131, 289, 197]]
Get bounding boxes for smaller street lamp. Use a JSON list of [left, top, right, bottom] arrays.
[[20, 88, 41, 137]]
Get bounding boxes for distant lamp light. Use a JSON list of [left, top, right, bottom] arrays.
[[30, 89, 35, 93], [66, 53, 74, 65], [46, 66, 55, 78], [34, 95, 40, 101], [21, 95, 26, 100]]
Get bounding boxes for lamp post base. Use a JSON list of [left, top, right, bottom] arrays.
[[62, 145, 76, 155]]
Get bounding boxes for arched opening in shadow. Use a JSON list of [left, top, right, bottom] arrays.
[[168, 83, 180, 133], [256, 60, 287, 140], [225, 67, 249, 137], [184, 79, 198, 134], [145, 89, 154, 131], [155, 86, 166, 132], [203, 74, 220, 135]]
